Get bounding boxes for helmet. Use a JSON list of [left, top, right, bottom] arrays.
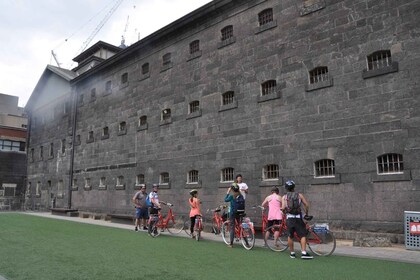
[[285, 180, 295, 191], [152, 184, 159, 188], [189, 189, 198, 196], [231, 183, 239, 192]]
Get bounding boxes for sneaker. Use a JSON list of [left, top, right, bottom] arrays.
[[227, 244, 233, 248], [135, 227, 138, 231], [301, 252, 313, 259], [290, 252, 296, 259], [143, 226, 148, 230]]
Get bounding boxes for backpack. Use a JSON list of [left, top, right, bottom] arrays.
[[285, 192, 301, 215], [145, 193, 153, 208], [233, 194, 245, 214]]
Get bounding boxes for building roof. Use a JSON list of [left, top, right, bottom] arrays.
[[72, 41, 122, 63]]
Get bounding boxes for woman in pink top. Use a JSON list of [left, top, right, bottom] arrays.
[[188, 189, 201, 238], [261, 187, 283, 245]]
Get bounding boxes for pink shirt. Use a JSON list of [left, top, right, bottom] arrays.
[[189, 198, 201, 217], [267, 194, 283, 221]]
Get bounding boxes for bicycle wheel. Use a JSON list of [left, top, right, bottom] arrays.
[[221, 220, 230, 245], [212, 219, 221, 235], [240, 226, 255, 250], [195, 221, 201, 241], [264, 225, 288, 252], [184, 219, 191, 236], [166, 215, 185, 234], [307, 229, 336, 256], [148, 220, 160, 238]]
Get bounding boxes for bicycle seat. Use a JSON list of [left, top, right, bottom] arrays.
[[214, 209, 221, 212], [304, 215, 313, 221]]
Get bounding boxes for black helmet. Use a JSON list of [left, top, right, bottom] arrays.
[[189, 189, 198, 196], [285, 180, 295, 191], [231, 183, 239, 192]]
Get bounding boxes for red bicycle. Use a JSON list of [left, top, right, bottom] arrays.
[[221, 215, 255, 250], [264, 215, 336, 256], [208, 205, 227, 235], [148, 202, 185, 237], [193, 215, 203, 241], [252, 205, 268, 234]]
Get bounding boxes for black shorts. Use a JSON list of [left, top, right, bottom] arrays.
[[267, 220, 281, 231], [286, 218, 307, 238], [149, 207, 159, 215]]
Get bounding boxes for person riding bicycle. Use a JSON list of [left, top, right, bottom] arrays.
[[261, 186, 283, 246], [149, 184, 161, 215], [224, 183, 245, 248], [188, 189, 202, 238], [281, 180, 313, 259]]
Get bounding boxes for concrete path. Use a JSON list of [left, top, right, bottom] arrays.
[[21, 211, 420, 264]]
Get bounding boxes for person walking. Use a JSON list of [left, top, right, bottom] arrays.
[[281, 180, 313, 259], [188, 189, 201, 238], [132, 185, 149, 231], [235, 174, 248, 199], [261, 186, 283, 246]]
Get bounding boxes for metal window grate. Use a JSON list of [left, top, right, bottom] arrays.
[[367, 50, 392, 71], [119, 122, 126, 132], [221, 25, 233, 41], [117, 176, 124, 185], [315, 159, 335, 177], [188, 170, 199, 183], [136, 174, 145, 185], [221, 168, 234, 182], [139, 116, 147, 126], [258, 8, 273, 26], [160, 172, 170, 184], [162, 109, 171, 121], [264, 164, 279, 180], [222, 91, 234, 105], [309, 67, 329, 84], [377, 153, 403, 174], [100, 177, 106, 187], [261, 80, 277, 96], [190, 40, 200, 54], [189, 101, 200, 114]]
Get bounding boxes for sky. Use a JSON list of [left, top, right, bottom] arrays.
[[0, 0, 212, 107]]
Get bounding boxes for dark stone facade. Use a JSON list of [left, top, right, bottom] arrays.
[[27, 0, 420, 235]]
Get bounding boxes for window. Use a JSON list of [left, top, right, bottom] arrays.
[[2, 183, 17, 197], [57, 180, 64, 197], [139, 116, 147, 126], [99, 177, 106, 189], [105, 81, 112, 94], [119, 122, 126, 132], [309, 67, 329, 84], [84, 178, 91, 189], [142, 63, 149, 75], [162, 109, 171, 121], [221, 168, 234, 182], [222, 91, 235, 105], [160, 172, 170, 184], [72, 179, 77, 190], [63, 101, 70, 115], [102, 126, 109, 138], [49, 143, 54, 157], [163, 53, 171, 66], [36, 181, 41, 197], [90, 88, 96, 101], [78, 94, 84, 105], [39, 146, 43, 160], [221, 25, 233, 41], [261, 80, 277, 96], [61, 139, 66, 154], [117, 176, 125, 187], [30, 148, 34, 162], [27, 182, 31, 196], [87, 131, 94, 142], [188, 170, 199, 184], [121, 72, 128, 84], [263, 164, 279, 180], [258, 8, 273, 26], [189, 40, 200, 55], [189, 101, 200, 114], [377, 153, 403, 174], [367, 50, 392, 71], [136, 174, 145, 185], [0, 140, 25, 151], [314, 159, 336, 177]]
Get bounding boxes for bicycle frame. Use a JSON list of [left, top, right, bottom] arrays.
[[208, 205, 226, 234], [252, 205, 267, 234]]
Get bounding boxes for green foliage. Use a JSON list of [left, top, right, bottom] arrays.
[[0, 213, 418, 280]]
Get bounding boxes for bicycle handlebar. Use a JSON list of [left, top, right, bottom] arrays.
[[252, 205, 264, 210]]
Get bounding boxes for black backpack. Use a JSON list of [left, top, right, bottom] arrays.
[[233, 194, 245, 213], [285, 192, 301, 215]]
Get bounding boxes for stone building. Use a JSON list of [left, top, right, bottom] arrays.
[[26, 0, 420, 238], [0, 93, 27, 210]]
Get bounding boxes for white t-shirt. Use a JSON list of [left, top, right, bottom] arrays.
[[238, 182, 248, 199]]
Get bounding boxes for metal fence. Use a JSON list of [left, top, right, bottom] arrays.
[[405, 211, 420, 250]]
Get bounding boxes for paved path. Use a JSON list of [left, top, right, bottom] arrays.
[[22, 212, 420, 264]]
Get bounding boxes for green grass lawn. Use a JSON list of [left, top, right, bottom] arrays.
[[0, 213, 419, 280]]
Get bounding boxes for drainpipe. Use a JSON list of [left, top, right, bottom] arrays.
[[68, 88, 78, 210]]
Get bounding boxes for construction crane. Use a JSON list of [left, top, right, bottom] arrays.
[[120, 15, 129, 48]]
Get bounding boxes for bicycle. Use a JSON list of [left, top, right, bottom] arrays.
[[148, 202, 185, 237], [194, 215, 203, 241], [207, 205, 227, 235], [264, 215, 336, 256], [252, 205, 267, 234], [221, 214, 255, 250]]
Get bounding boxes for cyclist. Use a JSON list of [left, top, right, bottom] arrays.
[[132, 185, 149, 231], [261, 186, 283, 246], [224, 183, 245, 248], [281, 180, 313, 259], [149, 184, 161, 215], [188, 189, 201, 238]]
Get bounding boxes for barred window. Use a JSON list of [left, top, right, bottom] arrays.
[[314, 159, 336, 177], [367, 50, 392, 71], [309, 67, 329, 84], [221, 167, 234, 182], [142, 63, 149, 75], [103, 127, 109, 137], [36, 181, 41, 196], [49, 143, 54, 157], [189, 40, 200, 54], [139, 116, 147, 126], [160, 172, 170, 184], [258, 8, 273, 26], [121, 72, 128, 84], [263, 164, 279, 180], [105, 81, 112, 94], [377, 153, 403, 174], [221, 25, 233, 41], [85, 178, 91, 188], [99, 177, 106, 188], [163, 53, 171, 66], [119, 121, 126, 132], [188, 170, 199, 184], [162, 109, 171, 121], [189, 101, 200, 114], [136, 174, 145, 185], [88, 131, 94, 141], [261, 80, 277, 96], [117, 176, 124, 186], [0, 140, 25, 151], [222, 91, 234, 105]]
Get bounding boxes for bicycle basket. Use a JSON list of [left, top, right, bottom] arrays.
[[313, 223, 329, 233]]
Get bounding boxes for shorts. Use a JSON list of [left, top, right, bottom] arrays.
[[267, 219, 281, 231], [286, 218, 307, 238], [135, 208, 149, 219], [149, 207, 159, 215]]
